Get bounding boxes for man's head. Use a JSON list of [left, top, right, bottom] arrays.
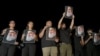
[[61, 23, 66, 29], [87, 29, 93, 36], [66, 6, 73, 14], [9, 20, 15, 28], [46, 20, 52, 27]]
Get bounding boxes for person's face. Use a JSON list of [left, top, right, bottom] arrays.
[[9, 21, 15, 28], [28, 22, 34, 28], [61, 23, 66, 29], [46, 21, 52, 27], [78, 26, 84, 32], [78, 27, 82, 31], [87, 30, 93, 35], [67, 6, 72, 13]]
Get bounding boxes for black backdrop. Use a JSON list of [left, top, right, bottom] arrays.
[[0, 0, 100, 56]]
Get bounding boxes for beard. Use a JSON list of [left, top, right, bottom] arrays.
[[66, 12, 72, 17]]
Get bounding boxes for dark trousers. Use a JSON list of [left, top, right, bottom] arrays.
[[86, 47, 94, 56], [0, 43, 16, 56], [22, 43, 36, 56], [0, 45, 1, 56], [75, 49, 84, 56], [93, 45, 100, 56]]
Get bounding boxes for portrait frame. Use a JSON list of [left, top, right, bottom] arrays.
[[23, 30, 36, 43], [2, 30, 18, 44], [46, 27, 56, 40], [93, 33, 100, 45], [65, 6, 73, 19], [75, 25, 85, 37]]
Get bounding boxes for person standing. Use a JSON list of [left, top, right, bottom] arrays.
[[21, 21, 37, 56], [84, 29, 95, 56], [74, 25, 85, 56], [58, 12, 75, 56], [0, 20, 19, 56], [39, 20, 59, 56]]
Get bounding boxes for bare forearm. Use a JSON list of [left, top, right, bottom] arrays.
[[34, 35, 38, 41], [58, 16, 64, 29], [70, 16, 74, 29], [21, 34, 25, 41], [39, 28, 46, 38], [21, 37, 24, 41], [85, 38, 91, 45], [58, 13, 65, 29], [80, 36, 85, 46], [81, 38, 84, 45]]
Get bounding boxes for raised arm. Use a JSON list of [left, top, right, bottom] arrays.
[[84, 36, 93, 45], [69, 15, 75, 30], [58, 12, 65, 29], [80, 36, 85, 46], [39, 26, 47, 38]]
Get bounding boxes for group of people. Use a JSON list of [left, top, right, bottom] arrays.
[[0, 6, 100, 56]]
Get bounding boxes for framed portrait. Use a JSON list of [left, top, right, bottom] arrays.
[[46, 27, 56, 40], [2, 30, 18, 44], [65, 6, 73, 19], [23, 30, 36, 43], [94, 33, 100, 45], [94, 33, 98, 42], [75, 25, 85, 37]]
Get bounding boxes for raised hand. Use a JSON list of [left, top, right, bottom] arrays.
[[62, 12, 66, 17], [14, 42, 19, 45], [89, 36, 93, 39], [55, 37, 59, 42], [72, 14, 75, 19], [44, 26, 48, 29]]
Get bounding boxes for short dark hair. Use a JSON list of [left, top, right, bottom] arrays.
[[65, 6, 73, 12], [9, 20, 15, 24], [28, 21, 33, 24], [26, 21, 34, 29]]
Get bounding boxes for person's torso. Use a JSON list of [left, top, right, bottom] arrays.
[[85, 36, 94, 48], [23, 29, 36, 44], [59, 29, 71, 44], [2, 28, 18, 44], [41, 27, 57, 47], [74, 36, 83, 49]]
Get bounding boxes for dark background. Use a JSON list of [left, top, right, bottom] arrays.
[[0, 0, 99, 56]]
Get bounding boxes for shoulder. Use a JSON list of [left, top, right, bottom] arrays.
[[2, 28, 9, 32], [1, 28, 9, 35]]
